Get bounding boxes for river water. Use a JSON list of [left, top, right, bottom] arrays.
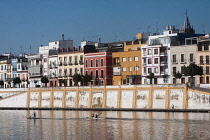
[[0, 110, 210, 140]]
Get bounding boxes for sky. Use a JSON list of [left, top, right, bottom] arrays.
[[0, 0, 210, 55]]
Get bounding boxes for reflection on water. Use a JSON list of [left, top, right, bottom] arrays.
[[0, 110, 210, 140]]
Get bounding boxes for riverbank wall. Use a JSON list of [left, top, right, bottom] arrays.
[[0, 84, 209, 110]]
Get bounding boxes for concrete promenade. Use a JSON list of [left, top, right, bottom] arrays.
[[0, 107, 210, 113]]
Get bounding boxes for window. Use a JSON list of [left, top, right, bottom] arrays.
[[206, 56, 209, 64], [154, 58, 158, 64], [148, 68, 152, 73], [134, 57, 138, 61], [134, 66, 138, 71], [69, 68, 72, 76], [154, 49, 158, 54], [181, 78, 185, 84], [90, 60, 93, 67], [200, 56, 204, 64], [172, 55, 177, 63], [101, 59, 104, 66], [173, 67, 176, 73], [173, 78, 176, 84], [80, 68, 83, 75], [128, 57, 132, 61], [75, 68, 78, 73], [206, 66, 209, 74], [148, 49, 152, 55], [181, 66, 185, 74], [96, 59, 98, 67], [85, 60, 88, 67], [96, 70, 98, 78], [44, 58, 47, 62], [122, 67, 126, 72], [64, 57, 67, 62], [122, 57, 126, 62], [129, 67, 132, 71], [154, 67, 158, 73], [100, 70, 104, 78], [181, 54, 185, 63], [64, 69, 67, 76], [206, 76, 209, 84], [190, 53, 194, 62], [69, 56, 72, 62], [148, 58, 152, 64]]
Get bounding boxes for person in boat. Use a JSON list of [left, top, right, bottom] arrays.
[[172, 104, 174, 109], [33, 111, 36, 117], [95, 114, 98, 118], [91, 113, 94, 117]]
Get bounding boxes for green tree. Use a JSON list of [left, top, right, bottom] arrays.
[[81, 74, 92, 86], [41, 76, 49, 87], [147, 73, 154, 84], [183, 63, 203, 87], [73, 73, 82, 86], [13, 77, 21, 87], [0, 80, 4, 88]]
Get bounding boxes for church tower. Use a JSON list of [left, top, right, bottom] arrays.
[[179, 10, 195, 34]]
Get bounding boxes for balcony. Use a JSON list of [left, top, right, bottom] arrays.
[[63, 61, 68, 66], [79, 60, 84, 65], [74, 61, 78, 65], [113, 62, 121, 66], [200, 60, 204, 65], [113, 72, 121, 75], [171, 60, 178, 64], [180, 59, 187, 64], [68, 62, 73, 66]]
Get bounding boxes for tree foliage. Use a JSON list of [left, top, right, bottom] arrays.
[[81, 74, 92, 86], [173, 71, 182, 79], [13, 77, 21, 86], [0, 80, 4, 87], [41, 76, 49, 87], [183, 63, 203, 77], [146, 73, 154, 84], [73, 73, 82, 86], [183, 63, 203, 87]]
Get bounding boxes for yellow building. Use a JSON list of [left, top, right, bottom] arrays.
[[112, 33, 148, 85]]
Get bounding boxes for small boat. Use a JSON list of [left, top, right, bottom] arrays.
[[27, 117, 41, 119], [86, 117, 105, 119]]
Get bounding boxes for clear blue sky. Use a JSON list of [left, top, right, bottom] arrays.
[[0, 0, 210, 55]]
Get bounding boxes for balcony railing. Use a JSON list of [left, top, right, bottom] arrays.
[[113, 72, 120, 75], [113, 62, 121, 66]]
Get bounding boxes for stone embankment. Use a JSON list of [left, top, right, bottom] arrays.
[[0, 107, 210, 113]]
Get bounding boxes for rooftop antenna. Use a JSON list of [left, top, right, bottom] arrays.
[[30, 46, 31, 55], [147, 25, 150, 33], [62, 34, 65, 41], [20, 46, 22, 54], [155, 21, 159, 34], [202, 24, 205, 34]]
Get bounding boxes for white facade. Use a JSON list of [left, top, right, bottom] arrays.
[[141, 26, 178, 84]]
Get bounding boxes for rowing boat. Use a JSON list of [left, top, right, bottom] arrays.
[[86, 117, 105, 119], [27, 117, 41, 119]]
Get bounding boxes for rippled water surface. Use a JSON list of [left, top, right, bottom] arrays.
[[0, 110, 210, 140]]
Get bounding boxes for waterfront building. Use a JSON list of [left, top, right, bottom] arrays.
[[112, 33, 148, 85], [11, 55, 28, 88], [170, 38, 197, 85], [84, 51, 113, 85], [141, 12, 204, 84], [48, 51, 58, 87], [28, 54, 43, 87], [197, 35, 210, 84], [0, 55, 12, 88], [57, 47, 84, 86]]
